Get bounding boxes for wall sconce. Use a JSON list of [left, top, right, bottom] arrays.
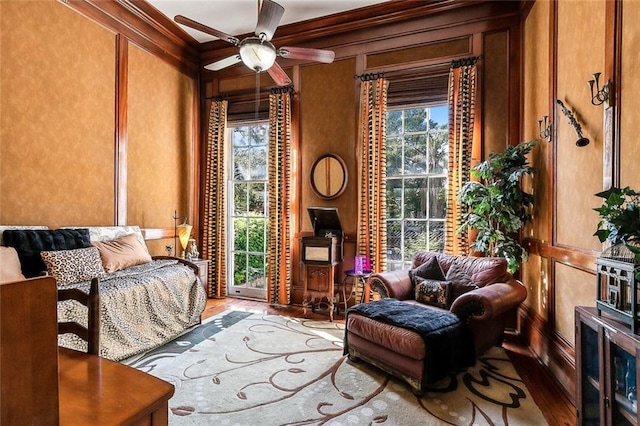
[[173, 210, 192, 258], [537, 115, 552, 142], [557, 99, 590, 147], [587, 72, 610, 106]]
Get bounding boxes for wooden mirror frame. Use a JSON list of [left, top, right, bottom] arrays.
[[310, 154, 348, 200]]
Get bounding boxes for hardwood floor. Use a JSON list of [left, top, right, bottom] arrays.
[[202, 297, 577, 426]]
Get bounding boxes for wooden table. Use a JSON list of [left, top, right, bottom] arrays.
[[58, 347, 174, 425]]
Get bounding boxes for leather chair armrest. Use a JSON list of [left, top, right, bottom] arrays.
[[449, 279, 527, 322], [368, 270, 413, 300]]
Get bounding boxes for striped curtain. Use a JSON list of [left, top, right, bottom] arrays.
[[202, 100, 228, 297], [444, 58, 478, 255], [267, 87, 293, 305], [356, 76, 389, 280]]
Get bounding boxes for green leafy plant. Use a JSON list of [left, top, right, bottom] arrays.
[[457, 140, 535, 273], [594, 186, 640, 247]]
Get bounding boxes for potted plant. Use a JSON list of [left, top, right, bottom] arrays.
[[594, 186, 640, 261], [456, 140, 535, 273]]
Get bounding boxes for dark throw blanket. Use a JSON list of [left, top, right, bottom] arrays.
[[345, 298, 475, 383]]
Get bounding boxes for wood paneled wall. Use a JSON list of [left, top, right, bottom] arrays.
[[0, 0, 200, 255], [521, 0, 640, 402]]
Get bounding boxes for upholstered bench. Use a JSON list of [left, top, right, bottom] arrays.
[[344, 298, 475, 395]]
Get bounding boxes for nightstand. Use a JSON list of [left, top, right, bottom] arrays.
[[190, 259, 210, 296]]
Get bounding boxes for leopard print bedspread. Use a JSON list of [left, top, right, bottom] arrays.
[[57, 259, 206, 361]]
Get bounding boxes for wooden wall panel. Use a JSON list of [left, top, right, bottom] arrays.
[[366, 38, 470, 68], [127, 43, 194, 251], [620, 0, 640, 188], [522, 0, 551, 243], [554, 262, 595, 345], [522, 254, 548, 319], [555, 0, 604, 251], [0, 0, 115, 227], [483, 31, 509, 157]]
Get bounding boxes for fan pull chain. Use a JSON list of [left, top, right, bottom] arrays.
[[255, 72, 260, 121]]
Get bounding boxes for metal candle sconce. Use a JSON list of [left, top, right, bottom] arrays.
[[556, 99, 590, 147], [537, 116, 552, 142], [587, 72, 610, 106]]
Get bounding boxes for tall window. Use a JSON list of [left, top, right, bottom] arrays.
[[385, 105, 448, 271], [228, 122, 268, 300]]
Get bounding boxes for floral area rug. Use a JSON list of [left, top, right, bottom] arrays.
[[124, 310, 547, 425]]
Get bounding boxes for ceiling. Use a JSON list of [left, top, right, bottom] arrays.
[[146, 0, 389, 43]]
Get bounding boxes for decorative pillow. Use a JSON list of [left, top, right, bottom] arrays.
[[415, 278, 451, 308], [409, 256, 445, 286], [446, 263, 478, 300], [3, 228, 92, 278], [40, 247, 105, 286], [92, 233, 152, 273], [0, 246, 26, 283]]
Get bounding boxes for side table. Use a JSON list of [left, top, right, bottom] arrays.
[[337, 269, 372, 315], [190, 259, 210, 296]]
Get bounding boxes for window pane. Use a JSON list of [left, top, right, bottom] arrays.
[[246, 216, 266, 252], [404, 108, 427, 132], [386, 220, 402, 261], [250, 124, 268, 145], [233, 252, 247, 286], [233, 218, 248, 251], [429, 221, 445, 252], [233, 147, 250, 180], [249, 145, 267, 179], [386, 137, 403, 176], [386, 179, 403, 219], [248, 183, 266, 215], [428, 177, 447, 219], [234, 183, 248, 215], [429, 105, 448, 127], [404, 220, 427, 261], [403, 134, 427, 175], [428, 131, 448, 174], [247, 254, 266, 284], [403, 178, 428, 219], [232, 126, 250, 147], [387, 110, 402, 135]]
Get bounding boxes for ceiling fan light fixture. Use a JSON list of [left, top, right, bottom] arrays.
[[239, 37, 277, 72]]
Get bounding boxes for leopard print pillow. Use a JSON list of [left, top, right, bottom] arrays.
[[41, 247, 105, 286], [414, 278, 451, 309]]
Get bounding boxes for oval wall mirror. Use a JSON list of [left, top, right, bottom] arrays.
[[310, 154, 347, 199]]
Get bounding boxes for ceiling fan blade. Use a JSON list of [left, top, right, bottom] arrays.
[[175, 15, 239, 46], [267, 62, 292, 86], [204, 55, 242, 71], [255, 0, 285, 42], [278, 46, 335, 64]]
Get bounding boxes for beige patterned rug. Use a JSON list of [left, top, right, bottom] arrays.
[[124, 310, 547, 425]]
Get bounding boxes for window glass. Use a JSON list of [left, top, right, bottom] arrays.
[[385, 106, 448, 271]]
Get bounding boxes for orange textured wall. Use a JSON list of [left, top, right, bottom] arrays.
[[127, 44, 195, 231], [299, 59, 357, 235], [620, 0, 640, 188], [0, 1, 115, 227], [555, 0, 604, 252]]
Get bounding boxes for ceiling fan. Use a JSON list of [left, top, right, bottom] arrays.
[[174, 0, 336, 86]]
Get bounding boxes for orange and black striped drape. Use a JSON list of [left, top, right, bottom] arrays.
[[356, 76, 389, 281], [445, 58, 478, 255], [202, 99, 228, 297], [267, 88, 293, 305]]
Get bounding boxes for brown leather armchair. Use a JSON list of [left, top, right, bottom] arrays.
[[344, 251, 527, 394]]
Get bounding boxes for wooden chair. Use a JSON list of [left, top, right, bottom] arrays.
[[57, 277, 100, 355]]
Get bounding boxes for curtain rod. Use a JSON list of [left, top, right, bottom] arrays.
[[354, 55, 482, 81]]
